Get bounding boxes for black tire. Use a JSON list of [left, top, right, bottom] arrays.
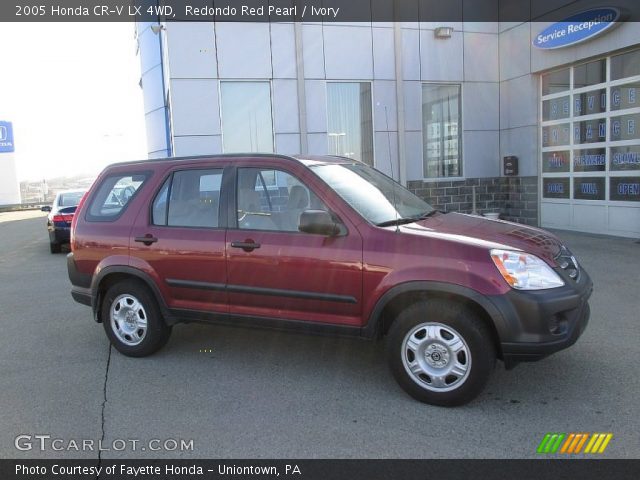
[[386, 299, 495, 406], [49, 242, 61, 254], [101, 280, 171, 357]]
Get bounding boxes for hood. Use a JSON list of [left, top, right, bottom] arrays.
[[399, 212, 563, 263]]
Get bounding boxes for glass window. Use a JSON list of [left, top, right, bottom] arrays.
[[542, 96, 570, 121], [573, 89, 606, 117], [152, 177, 170, 225], [610, 82, 639, 111], [610, 145, 640, 171], [611, 113, 640, 141], [542, 68, 570, 95], [542, 123, 571, 147], [542, 151, 570, 173], [574, 178, 605, 200], [573, 148, 606, 172], [611, 49, 640, 81], [155, 169, 223, 228], [610, 177, 640, 201], [220, 82, 273, 153], [326, 82, 374, 166], [422, 84, 462, 178], [311, 162, 434, 226], [57, 191, 85, 207], [236, 168, 328, 232], [573, 118, 606, 144], [543, 178, 570, 199], [573, 59, 606, 88], [87, 173, 148, 221]]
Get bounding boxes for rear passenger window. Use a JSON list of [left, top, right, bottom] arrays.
[[87, 173, 148, 221], [152, 169, 223, 228]]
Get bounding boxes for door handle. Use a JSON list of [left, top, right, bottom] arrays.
[[134, 235, 158, 246], [231, 240, 261, 252]]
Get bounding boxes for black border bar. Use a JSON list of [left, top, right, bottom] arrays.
[[2, 459, 640, 480], [3, 0, 640, 22]]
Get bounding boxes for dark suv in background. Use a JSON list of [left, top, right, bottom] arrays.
[[67, 154, 592, 406]]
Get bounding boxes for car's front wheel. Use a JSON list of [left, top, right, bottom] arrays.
[[386, 299, 495, 406], [101, 280, 172, 357]]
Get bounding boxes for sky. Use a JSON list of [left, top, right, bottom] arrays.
[[0, 22, 147, 182]]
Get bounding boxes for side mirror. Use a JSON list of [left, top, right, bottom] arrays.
[[41, 205, 51, 212], [298, 210, 340, 236]]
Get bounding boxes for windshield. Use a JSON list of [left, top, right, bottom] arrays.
[[311, 163, 434, 226]]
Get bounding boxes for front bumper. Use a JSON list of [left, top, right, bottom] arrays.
[[489, 267, 593, 368]]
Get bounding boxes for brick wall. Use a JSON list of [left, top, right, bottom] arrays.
[[407, 176, 539, 226]]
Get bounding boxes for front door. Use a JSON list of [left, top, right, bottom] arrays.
[[225, 163, 363, 326]]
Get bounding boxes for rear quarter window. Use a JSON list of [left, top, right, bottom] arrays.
[[86, 172, 149, 222]]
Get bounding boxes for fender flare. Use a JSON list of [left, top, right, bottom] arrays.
[[362, 281, 508, 342], [91, 265, 174, 324]]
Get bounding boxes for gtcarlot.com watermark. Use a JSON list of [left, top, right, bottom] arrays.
[[15, 434, 194, 452]]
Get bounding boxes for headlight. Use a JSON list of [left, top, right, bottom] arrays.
[[490, 249, 565, 290]]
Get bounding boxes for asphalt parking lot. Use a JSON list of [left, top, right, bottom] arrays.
[[0, 211, 638, 459]]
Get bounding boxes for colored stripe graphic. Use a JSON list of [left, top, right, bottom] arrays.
[[537, 433, 565, 453], [538, 433, 612, 454]]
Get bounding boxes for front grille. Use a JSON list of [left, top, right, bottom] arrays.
[[555, 246, 580, 282]]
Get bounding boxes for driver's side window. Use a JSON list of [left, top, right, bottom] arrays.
[[236, 168, 328, 232]]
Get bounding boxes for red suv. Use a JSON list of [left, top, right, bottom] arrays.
[[68, 154, 592, 406]]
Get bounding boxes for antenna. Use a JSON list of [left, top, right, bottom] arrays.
[[381, 103, 400, 233]]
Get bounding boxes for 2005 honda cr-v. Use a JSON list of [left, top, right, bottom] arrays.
[[68, 154, 592, 406]]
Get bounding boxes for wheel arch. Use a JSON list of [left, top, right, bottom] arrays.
[[365, 281, 505, 360], [91, 266, 172, 324]]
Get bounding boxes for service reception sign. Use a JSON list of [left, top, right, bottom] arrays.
[[533, 8, 621, 49], [0, 120, 15, 153]]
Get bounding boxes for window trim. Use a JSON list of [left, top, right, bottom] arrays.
[[420, 82, 464, 180]]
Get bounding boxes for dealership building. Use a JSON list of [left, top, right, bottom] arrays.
[[136, 13, 640, 238]]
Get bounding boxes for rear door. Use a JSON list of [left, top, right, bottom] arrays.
[[130, 163, 230, 314], [225, 161, 363, 326]]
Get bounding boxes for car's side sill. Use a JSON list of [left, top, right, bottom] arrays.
[[168, 308, 369, 339]]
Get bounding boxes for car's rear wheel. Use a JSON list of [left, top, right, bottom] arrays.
[[49, 242, 61, 254], [101, 280, 171, 357], [386, 299, 495, 406]]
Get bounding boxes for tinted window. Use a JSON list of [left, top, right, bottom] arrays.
[[542, 68, 570, 95], [87, 173, 148, 221], [422, 84, 462, 178], [236, 168, 328, 232], [327, 82, 374, 166], [220, 82, 274, 153], [611, 49, 640, 81], [58, 191, 85, 207], [573, 59, 606, 88], [153, 169, 223, 228], [542, 96, 570, 121]]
